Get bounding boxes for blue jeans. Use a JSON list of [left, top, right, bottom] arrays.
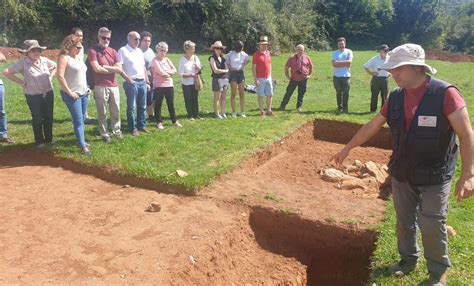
[[0, 84, 7, 138], [61, 91, 89, 148], [124, 80, 147, 131]]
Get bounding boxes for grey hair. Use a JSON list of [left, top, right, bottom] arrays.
[[127, 31, 139, 41], [296, 44, 305, 51], [183, 40, 196, 51], [156, 41, 169, 51], [98, 27, 111, 35]]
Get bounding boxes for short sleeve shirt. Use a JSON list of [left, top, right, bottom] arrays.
[[142, 48, 155, 75], [286, 54, 313, 81], [332, 48, 353, 77], [252, 50, 271, 78], [9, 56, 56, 95], [178, 55, 202, 86], [380, 79, 466, 131], [225, 51, 250, 71], [118, 44, 145, 80], [88, 45, 121, 87], [363, 55, 390, 77]]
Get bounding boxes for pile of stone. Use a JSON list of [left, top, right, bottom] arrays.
[[320, 160, 390, 191]]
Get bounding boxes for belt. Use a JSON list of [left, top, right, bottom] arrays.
[[133, 78, 145, 82]]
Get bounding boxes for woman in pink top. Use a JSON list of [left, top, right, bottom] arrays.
[[151, 42, 182, 129]]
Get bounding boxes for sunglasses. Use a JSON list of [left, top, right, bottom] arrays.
[[100, 36, 111, 41], [76, 46, 82, 50]]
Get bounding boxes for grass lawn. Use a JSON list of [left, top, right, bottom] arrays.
[[1, 50, 473, 284]]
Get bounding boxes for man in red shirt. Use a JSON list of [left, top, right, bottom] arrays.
[[331, 44, 473, 286], [88, 27, 124, 143], [252, 36, 274, 117], [278, 44, 313, 112]]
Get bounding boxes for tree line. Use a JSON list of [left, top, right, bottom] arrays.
[[0, 0, 472, 54]]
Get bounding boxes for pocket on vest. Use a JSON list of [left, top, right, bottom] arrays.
[[415, 131, 440, 153], [411, 163, 445, 186]]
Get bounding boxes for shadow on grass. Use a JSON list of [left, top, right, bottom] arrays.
[[370, 265, 392, 281]]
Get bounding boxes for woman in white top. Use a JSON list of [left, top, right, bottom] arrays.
[[226, 40, 250, 118], [57, 35, 90, 155], [178, 40, 202, 120]]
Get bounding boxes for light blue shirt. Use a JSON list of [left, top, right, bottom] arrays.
[[332, 49, 353, 77]]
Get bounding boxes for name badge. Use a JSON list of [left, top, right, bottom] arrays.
[[418, 116, 437, 127]]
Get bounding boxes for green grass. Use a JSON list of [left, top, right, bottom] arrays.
[[1, 50, 473, 284]]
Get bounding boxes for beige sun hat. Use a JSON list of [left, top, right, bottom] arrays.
[[379, 43, 436, 74], [210, 41, 226, 50], [18, 40, 47, 53]]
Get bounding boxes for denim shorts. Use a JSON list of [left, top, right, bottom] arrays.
[[229, 70, 245, 84], [256, 77, 273, 96]]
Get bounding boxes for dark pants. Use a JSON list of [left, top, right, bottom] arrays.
[[154, 87, 177, 123], [333, 76, 350, 112], [370, 76, 388, 112], [280, 78, 307, 109], [25, 91, 54, 144], [182, 84, 199, 118]]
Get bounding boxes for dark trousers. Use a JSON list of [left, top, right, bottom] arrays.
[[333, 76, 350, 112], [280, 78, 307, 109], [182, 84, 199, 118], [154, 87, 177, 123], [25, 91, 54, 144], [370, 76, 388, 112]]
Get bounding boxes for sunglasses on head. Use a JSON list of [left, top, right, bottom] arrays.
[[101, 36, 111, 41]]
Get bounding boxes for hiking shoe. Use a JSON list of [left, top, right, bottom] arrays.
[[102, 136, 112, 143], [157, 122, 164, 129], [131, 129, 140, 136], [240, 112, 246, 118], [389, 260, 417, 277], [0, 137, 14, 144], [427, 272, 447, 286], [173, 121, 183, 128], [80, 146, 91, 156], [232, 112, 237, 118]]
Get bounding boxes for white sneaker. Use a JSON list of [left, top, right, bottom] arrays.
[[232, 112, 237, 118], [240, 113, 246, 118], [216, 114, 223, 119], [156, 122, 164, 129], [222, 113, 227, 119], [173, 121, 183, 127], [297, 107, 302, 112]]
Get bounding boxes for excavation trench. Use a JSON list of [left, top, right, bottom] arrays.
[[0, 119, 392, 285], [205, 119, 393, 285]]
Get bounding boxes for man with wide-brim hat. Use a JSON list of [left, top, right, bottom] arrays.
[[363, 44, 391, 112], [331, 43, 472, 286], [252, 36, 274, 117]]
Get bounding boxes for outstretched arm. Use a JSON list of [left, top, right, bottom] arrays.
[[331, 113, 387, 164]]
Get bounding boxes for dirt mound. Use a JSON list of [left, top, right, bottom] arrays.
[[0, 46, 60, 61], [426, 49, 474, 63]]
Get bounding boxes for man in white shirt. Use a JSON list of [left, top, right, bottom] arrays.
[[363, 44, 390, 112], [140, 31, 156, 122], [118, 31, 150, 136]]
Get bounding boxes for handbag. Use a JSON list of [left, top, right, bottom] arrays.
[[193, 56, 204, 91]]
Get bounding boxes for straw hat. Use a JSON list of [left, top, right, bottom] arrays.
[[18, 40, 47, 53], [210, 41, 226, 50], [259, 36, 269, 45], [379, 43, 436, 74]]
